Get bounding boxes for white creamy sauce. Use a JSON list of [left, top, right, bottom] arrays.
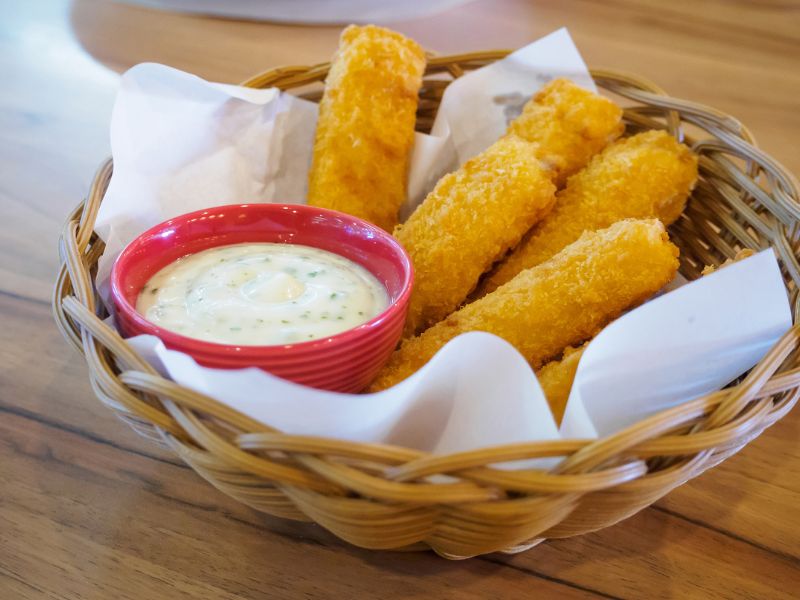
[[136, 243, 389, 346]]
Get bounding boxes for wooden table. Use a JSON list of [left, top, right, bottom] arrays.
[[3, 1, 799, 597]]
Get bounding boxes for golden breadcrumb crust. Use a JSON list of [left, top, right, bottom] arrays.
[[701, 248, 757, 276], [477, 130, 698, 296], [537, 344, 586, 425], [506, 78, 624, 187], [307, 25, 426, 231], [394, 135, 557, 336], [368, 219, 679, 391]]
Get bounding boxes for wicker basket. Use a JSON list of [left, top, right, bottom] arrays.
[[54, 52, 800, 559]]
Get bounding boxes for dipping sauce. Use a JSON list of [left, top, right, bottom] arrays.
[[135, 243, 389, 346]]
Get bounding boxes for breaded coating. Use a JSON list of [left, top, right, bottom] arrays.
[[476, 130, 698, 296], [537, 344, 586, 425], [307, 25, 426, 231], [701, 248, 756, 276], [541, 235, 747, 423], [395, 135, 557, 336], [368, 219, 679, 391], [506, 78, 624, 187]]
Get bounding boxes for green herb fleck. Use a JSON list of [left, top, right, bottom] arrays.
[[230, 327, 241, 332], [358, 311, 364, 316], [281, 319, 290, 324], [150, 287, 159, 295], [336, 316, 344, 320], [330, 292, 338, 300]]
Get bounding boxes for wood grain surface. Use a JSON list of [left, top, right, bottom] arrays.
[[2, 0, 799, 598]]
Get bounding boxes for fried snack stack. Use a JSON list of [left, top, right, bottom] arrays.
[[506, 78, 624, 187], [307, 25, 426, 231], [368, 219, 679, 392], [395, 135, 557, 336], [477, 130, 698, 296], [397, 80, 622, 335], [537, 345, 586, 424]]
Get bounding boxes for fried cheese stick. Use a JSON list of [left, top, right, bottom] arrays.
[[476, 130, 698, 297], [307, 25, 426, 231], [395, 79, 620, 334], [536, 344, 586, 425], [537, 247, 754, 423], [506, 78, 624, 187], [368, 219, 679, 391], [396, 135, 557, 336]]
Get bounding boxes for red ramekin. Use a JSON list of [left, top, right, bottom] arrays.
[[109, 203, 413, 393]]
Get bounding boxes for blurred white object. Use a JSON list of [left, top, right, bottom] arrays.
[[114, 0, 477, 23]]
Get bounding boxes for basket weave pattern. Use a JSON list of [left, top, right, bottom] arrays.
[[53, 52, 800, 558]]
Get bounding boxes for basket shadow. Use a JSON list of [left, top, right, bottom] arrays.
[[657, 407, 800, 547], [490, 508, 678, 595], [185, 491, 519, 583]]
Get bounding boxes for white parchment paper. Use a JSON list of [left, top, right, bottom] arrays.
[[94, 29, 792, 457], [559, 250, 791, 438]]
